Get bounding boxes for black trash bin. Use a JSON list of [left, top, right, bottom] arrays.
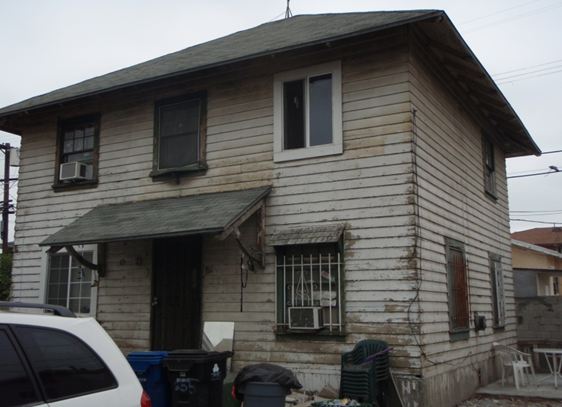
[[163, 349, 233, 407], [126, 351, 170, 407]]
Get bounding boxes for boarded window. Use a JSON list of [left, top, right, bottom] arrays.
[[490, 254, 505, 328], [446, 238, 470, 339]]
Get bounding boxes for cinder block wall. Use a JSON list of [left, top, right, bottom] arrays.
[[516, 296, 562, 372]]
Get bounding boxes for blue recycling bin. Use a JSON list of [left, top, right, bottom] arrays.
[[127, 351, 170, 407]]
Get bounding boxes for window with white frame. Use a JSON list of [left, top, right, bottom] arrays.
[[489, 253, 505, 328], [46, 249, 97, 316], [275, 242, 344, 336], [273, 61, 343, 162]]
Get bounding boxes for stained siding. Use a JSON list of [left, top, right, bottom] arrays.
[[408, 28, 515, 390], [9, 24, 516, 399]]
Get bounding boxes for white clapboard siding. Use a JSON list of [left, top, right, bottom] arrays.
[[10, 25, 516, 386]]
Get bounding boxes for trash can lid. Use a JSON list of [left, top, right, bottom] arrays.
[[128, 351, 169, 358]]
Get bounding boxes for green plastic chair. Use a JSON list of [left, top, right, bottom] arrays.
[[339, 340, 392, 406]]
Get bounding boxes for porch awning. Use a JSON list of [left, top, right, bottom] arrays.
[[40, 185, 272, 247], [268, 224, 345, 246]]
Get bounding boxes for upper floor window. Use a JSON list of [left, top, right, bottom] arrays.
[[55, 114, 99, 188], [445, 237, 470, 341], [274, 61, 342, 162], [483, 135, 496, 197], [151, 92, 207, 178]]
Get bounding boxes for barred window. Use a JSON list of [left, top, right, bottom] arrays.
[[275, 242, 344, 336], [490, 253, 505, 328], [445, 238, 470, 340]]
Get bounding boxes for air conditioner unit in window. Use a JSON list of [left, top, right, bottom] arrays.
[[288, 306, 323, 330], [59, 162, 88, 181]]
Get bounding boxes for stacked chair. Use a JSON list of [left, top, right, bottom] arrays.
[[339, 340, 393, 407]]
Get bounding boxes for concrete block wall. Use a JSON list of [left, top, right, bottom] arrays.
[[516, 296, 562, 373]]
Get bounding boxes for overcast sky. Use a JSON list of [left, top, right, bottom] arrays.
[[1, 0, 561, 237]]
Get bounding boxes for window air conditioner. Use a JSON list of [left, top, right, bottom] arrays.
[[288, 306, 323, 330], [59, 162, 88, 181]]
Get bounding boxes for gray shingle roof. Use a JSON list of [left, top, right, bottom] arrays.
[[0, 11, 439, 116], [40, 185, 271, 246], [269, 224, 345, 246]]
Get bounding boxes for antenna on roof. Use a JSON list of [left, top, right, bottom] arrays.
[[285, 0, 293, 18]]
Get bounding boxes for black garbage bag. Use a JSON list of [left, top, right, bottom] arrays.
[[233, 363, 303, 401]]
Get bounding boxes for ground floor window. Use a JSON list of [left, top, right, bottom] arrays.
[[489, 253, 505, 328], [275, 242, 344, 335], [445, 237, 470, 340], [46, 249, 97, 315]]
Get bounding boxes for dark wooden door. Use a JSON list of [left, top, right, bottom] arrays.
[[152, 235, 202, 351]]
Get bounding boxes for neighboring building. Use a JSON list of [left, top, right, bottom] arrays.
[[511, 239, 562, 370], [0, 11, 541, 407], [512, 238, 562, 297], [512, 227, 562, 253]]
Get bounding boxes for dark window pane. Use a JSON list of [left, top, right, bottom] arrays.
[[64, 140, 74, 154], [13, 327, 116, 401], [84, 136, 95, 150], [309, 74, 332, 146], [85, 124, 95, 136], [160, 133, 199, 169], [283, 80, 305, 150], [74, 138, 84, 152], [0, 330, 40, 407], [159, 100, 201, 169]]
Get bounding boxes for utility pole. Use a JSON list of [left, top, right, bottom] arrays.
[[0, 143, 15, 254]]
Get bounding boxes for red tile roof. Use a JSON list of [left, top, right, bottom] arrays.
[[511, 227, 562, 245]]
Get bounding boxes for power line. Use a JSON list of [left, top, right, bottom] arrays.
[[492, 59, 562, 77], [462, 2, 562, 34], [457, 0, 550, 25], [510, 218, 562, 226]]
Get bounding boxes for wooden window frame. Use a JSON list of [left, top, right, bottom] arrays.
[[151, 91, 207, 179], [445, 237, 470, 341], [275, 241, 346, 339], [273, 61, 343, 162], [489, 253, 506, 328], [53, 113, 100, 191], [483, 134, 497, 198]]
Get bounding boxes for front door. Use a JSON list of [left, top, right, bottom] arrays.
[[152, 235, 202, 351]]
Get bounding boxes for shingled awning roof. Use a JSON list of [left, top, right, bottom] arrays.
[[269, 224, 345, 246], [40, 186, 271, 247]]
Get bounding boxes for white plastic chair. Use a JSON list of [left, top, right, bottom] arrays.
[[493, 342, 536, 389]]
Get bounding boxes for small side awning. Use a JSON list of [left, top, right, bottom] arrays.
[[268, 224, 345, 246], [40, 185, 272, 247]]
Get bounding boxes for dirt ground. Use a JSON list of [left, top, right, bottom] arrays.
[[457, 394, 562, 406]]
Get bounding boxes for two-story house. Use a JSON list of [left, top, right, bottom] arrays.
[[0, 11, 541, 407]]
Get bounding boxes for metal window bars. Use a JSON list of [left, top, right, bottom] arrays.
[[276, 252, 342, 333]]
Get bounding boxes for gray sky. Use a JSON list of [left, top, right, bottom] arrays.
[[1, 0, 561, 236]]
